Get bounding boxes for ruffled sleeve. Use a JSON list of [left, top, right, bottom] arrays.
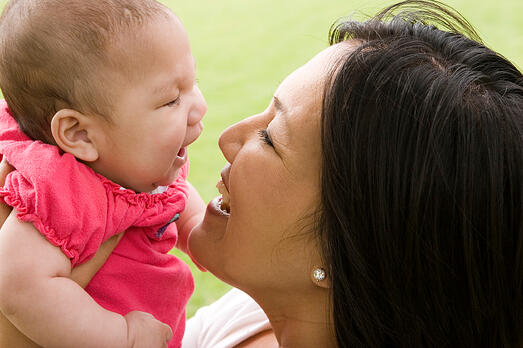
[[0, 101, 188, 266]]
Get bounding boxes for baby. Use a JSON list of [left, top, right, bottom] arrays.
[[0, 0, 207, 347]]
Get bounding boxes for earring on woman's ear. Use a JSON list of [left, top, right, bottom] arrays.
[[311, 266, 331, 288], [312, 267, 326, 282]]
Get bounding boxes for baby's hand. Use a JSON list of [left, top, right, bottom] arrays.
[[124, 311, 173, 348]]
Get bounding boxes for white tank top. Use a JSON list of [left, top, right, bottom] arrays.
[[182, 288, 271, 348]]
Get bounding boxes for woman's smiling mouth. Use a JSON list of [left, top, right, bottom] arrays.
[[217, 164, 231, 213], [216, 179, 230, 213]]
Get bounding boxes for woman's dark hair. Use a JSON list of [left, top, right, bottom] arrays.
[[319, 1, 522, 347]]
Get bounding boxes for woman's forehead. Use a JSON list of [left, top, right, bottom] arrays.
[[272, 43, 355, 137], [275, 42, 356, 105]]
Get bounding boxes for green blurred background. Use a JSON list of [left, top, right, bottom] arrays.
[[0, 0, 521, 318], [165, 0, 522, 317]]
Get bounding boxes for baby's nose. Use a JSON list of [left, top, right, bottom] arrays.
[[188, 107, 205, 126], [188, 88, 207, 126]]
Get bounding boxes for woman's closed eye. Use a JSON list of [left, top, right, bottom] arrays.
[[258, 129, 274, 147]]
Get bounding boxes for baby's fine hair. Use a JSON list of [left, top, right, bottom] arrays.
[[0, 0, 172, 144]]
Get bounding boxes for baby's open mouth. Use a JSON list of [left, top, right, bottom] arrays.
[[216, 179, 230, 214], [177, 147, 187, 159]]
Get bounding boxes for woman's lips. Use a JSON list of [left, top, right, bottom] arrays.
[[216, 179, 230, 213], [220, 164, 231, 192], [218, 164, 231, 213], [208, 196, 230, 217]]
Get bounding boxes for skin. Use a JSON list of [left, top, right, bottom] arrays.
[[189, 42, 356, 347], [0, 13, 205, 348]]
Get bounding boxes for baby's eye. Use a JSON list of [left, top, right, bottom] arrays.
[[258, 129, 273, 147], [165, 97, 181, 107]]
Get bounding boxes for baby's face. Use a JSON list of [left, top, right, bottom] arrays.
[[91, 14, 207, 192]]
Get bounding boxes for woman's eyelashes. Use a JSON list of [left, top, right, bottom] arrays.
[[258, 129, 274, 147]]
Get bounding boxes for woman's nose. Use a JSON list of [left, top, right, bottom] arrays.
[[219, 114, 260, 164], [219, 120, 243, 164], [188, 86, 207, 126]]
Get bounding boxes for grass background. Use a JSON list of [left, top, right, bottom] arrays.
[[0, 0, 521, 318], [165, 0, 523, 318]]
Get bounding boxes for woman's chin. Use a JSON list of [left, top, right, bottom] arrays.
[[188, 197, 229, 267]]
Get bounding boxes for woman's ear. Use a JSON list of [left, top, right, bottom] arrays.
[[50, 109, 101, 162], [311, 266, 331, 289]]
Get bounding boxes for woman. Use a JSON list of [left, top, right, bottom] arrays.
[[1, 1, 521, 347], [186, 1, 522, 346]]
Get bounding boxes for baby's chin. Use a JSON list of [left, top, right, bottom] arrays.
[[153, 168, 181, 188]]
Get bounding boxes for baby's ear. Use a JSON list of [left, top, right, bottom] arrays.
[[50, 109, 100, 162]]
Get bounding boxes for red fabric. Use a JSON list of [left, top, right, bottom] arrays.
[[0, 101, 194, 347]]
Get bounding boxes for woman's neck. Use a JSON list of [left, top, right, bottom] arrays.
[[270, 316, 336, 348], [250, 288, 336, 348]]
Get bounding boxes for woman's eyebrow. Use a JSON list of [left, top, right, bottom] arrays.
[[270, 96, 291, 151], [273, 95, 287, 115], [273, 95, 290, 133]]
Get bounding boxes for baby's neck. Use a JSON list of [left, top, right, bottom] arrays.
[[149, 185, 169, 195]]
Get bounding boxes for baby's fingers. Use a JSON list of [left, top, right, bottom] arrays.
[[125, 310, 173, 348]]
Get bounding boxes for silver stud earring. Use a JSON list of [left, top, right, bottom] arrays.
[[312, 267, 326, 282]]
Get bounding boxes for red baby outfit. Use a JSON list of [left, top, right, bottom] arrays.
[[0, 101, 194, 348]]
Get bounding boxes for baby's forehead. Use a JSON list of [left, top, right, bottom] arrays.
[[101, 13, 185, 78]]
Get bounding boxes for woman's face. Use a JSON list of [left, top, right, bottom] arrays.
[[189, 43, 353, 294]]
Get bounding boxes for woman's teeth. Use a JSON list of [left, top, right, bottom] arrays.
[[216, 179, 230, 213]]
